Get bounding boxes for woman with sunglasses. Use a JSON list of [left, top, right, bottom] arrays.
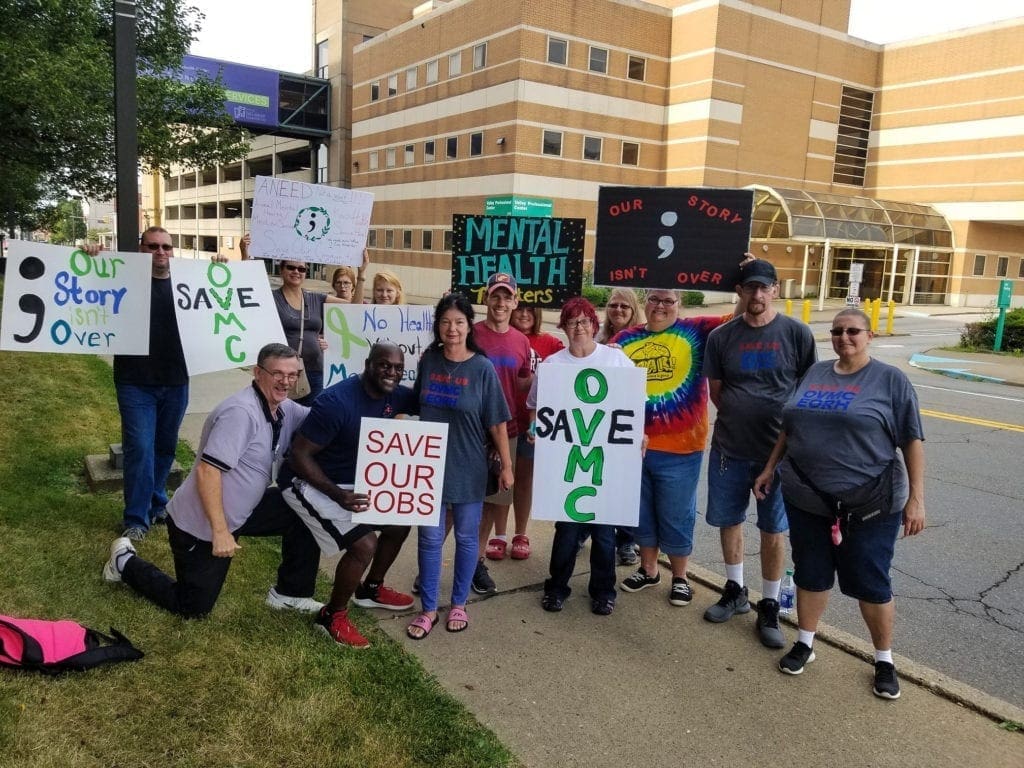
[[753, 308, 925, 700], [597, 288, 645, 343]]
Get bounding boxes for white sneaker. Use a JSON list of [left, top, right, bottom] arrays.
[[266, 587, 324, 614], [102, 537, 136, 583]]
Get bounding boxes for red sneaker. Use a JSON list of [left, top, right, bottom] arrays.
[[315, 608, 369, 649], [352, 584, 415, 611], [485, 538, 508, 560], [511, 534, 531, 560]]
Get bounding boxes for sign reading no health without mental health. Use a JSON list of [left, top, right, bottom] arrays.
[[594, 187, 754, 291], [1, 241, 151, 355], [451, 214, 585, 307], [170, 259, 285, 376], [322, 304, 433, 388], [353, 418, 449, 527], [248, 175, 373, 266], [532, 365, 646, 526]]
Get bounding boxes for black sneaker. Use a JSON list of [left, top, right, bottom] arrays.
[[471, 559, 497, 595], [620, 566, 661, 592], [591, 598, 615, 616], [872, 661, 901, 699], [703, 579, 750, 622], [669, 577, 693, 606], [779, 641, 816, 675], [616, 543, 639, 566], [755, 598, 786, 648]]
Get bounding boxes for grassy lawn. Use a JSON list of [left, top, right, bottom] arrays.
[[0, 326, 516, 766]]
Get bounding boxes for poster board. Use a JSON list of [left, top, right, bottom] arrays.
[[531, 364, 645, 526], [1, 241, 151, 355], [594, 187, 754, 291], [322, 304, 432, 388], [451, 214, 585, 306], [248, 175, 373, 266], [169, 258, 286, 375], [352, 418, 449, 527]]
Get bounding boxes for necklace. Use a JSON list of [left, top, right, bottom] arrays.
[[441, 351, 470, 378]]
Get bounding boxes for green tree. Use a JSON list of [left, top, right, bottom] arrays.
[[0, 0, 251, 232], [45, 199, 89, 245]]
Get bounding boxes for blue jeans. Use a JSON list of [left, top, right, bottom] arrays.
[[546, 522, 616, 603], [636, 449, 703, 557], [706, 446, 788, 533], [116, 383, 189, 530], [295, 369, 323, 407], [417, 501, 482, 613]]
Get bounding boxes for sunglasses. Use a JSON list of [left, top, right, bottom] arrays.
[[830, 327, 867, 337], [607, 303, 631, 310], [142, 242, 173, 252], [283, 264, 308, 274]]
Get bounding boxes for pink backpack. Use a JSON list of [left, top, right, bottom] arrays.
[[0, 615, 143, 674]]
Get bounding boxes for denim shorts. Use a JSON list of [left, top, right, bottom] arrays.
[[516, 436, 534, 461], [635, 449, 703, 557], [706, 446, 788, 534], [787, 504, 902, 603]]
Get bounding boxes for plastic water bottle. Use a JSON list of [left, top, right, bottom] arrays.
[[779, 569, 795, 615]]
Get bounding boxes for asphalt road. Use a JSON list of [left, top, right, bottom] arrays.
[[693, 311, 1024, 710]]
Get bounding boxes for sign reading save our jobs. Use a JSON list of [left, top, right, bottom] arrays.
[[352, 418, 449, 527], [1, 241, 151, 355], [322, 304, 433, 388], [531, 365, 645, 526], [169, 259, 285, 376], [594, 187, 754, 291], [248, 175, 373, 266], [450, 214, 585, 307]]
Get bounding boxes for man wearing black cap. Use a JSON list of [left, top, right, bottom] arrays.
[[702, 259, 816, 647]]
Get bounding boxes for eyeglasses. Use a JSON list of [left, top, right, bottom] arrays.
[[335, 280, 353, 287], [258, 365, 300, 383], [607, 303, 631, 310], [373, 361, 405, 373], [646, 296, 678, 307], [740, 283, 774, 294], [142, 242, 173, 252], [283, 264, 308, 273], [564, 319, 591, 329], [830, 327, 867, 337]]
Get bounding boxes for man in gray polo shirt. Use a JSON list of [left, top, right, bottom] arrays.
[[102, 343, 323, 618]]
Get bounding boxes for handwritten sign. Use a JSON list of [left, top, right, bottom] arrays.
[[322, 304, 433, 388], [248, 175, 374, 266], [451, 214, 585, 306], [594, 187, 753, 291], [532, 365, 645, 526], [1, 241, 151, 354], [169, 259, 285, 375], [353, 418, 449, 526]]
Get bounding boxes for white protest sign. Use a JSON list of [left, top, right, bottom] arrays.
[[1, 240, 151, 355], [322, 304, 433, 387], [169, 258, 286, 375], [353, 418, 449, 527], [532, 364, 646, 526], [248, 175, 374, 266]]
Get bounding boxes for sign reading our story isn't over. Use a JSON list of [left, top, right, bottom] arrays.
[[594, 187, 754, 291], [450, 215, 584, 307]]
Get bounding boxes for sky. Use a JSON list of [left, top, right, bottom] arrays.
[[189, 0, 1023, 72]]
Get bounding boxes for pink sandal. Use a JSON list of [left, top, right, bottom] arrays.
[[510, 534, 531, 560], [446, 607, 469, 633], [406, 613, 437, 640], [485, 538, 507, 560]]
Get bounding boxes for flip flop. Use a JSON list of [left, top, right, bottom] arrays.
[[406, 613, 437, 640], [446, 606, 469, 633]]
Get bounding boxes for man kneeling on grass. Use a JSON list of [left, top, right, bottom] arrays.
[[102, 343, 323, 618], [281, 343, 417, 649]]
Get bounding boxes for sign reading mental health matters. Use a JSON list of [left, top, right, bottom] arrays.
[[170, 259, 285, 375], [1, 241, 151, 355], [451, 214, 585, 307], [322, 304, 433, 388], [532, 365, 645, 526], [353, 418, 449, 527], [248, 175, 373, 266], [594, 187, 754, 291]]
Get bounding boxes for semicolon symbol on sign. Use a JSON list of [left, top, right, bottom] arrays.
[[657, 211, 678, 259]]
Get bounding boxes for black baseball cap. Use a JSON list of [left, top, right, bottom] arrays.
[[738, 259, 777, 286]]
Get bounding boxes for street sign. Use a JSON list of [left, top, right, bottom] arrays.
[[997, 279, 1013, 309]]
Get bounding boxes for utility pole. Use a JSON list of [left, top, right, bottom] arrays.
[[113, 0, 139, 250]]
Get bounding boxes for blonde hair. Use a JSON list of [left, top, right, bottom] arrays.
[[373, 270, 405, 304], [599, 288, 644, 342]]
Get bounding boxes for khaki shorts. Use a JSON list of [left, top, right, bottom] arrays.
[[484, 435, 518, 505]]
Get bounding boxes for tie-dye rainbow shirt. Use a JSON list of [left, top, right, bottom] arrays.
[[612, 315, 731, 455]]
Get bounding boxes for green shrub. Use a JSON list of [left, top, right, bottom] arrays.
[[581, 262, 612, 306], [960, 307, 1024, 352], [681, 291, 705, 307]]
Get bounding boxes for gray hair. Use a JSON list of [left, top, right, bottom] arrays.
[[257, 343, 299, 366]]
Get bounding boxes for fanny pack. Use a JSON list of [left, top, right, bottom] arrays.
[[788, 457, 895, 522]]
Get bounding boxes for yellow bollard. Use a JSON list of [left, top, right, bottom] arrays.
[[802, 299, 811, 324], [870, 298, 881, 332], [862, 297, 871, 314], [885, 300, 895, 335], [785, 298, 793, 316]]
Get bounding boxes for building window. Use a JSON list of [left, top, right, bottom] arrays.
[[470, 132, 483, 157], [406, 67, 417, 90], [542, 130, 563, 156], [368, 151, 379, 171], [473, 43, 487, 70], [449, 52, 462, 77], [446, 136, 457, 160], [973, 254, 986, 276], [833, 85, 874, 186], [426, 59, 438, 84], [621, 141, 639, 165], [404, 145, 415, 166], [367, 230, 377, 247], [362, 34, 374, 43], [370, 81, 380, 101], [423, 230, 433, 250], [1019, 260, 1024, 279], [403, 230, 413, 249], [583, 136, 602, 161], [424, 140, 435, 163], [627, 55, 646, 81], [316, 40, 329, 79], [444, 230, 453, 251], [385, 148, 396, 168], [548, 37, 568, 65], [589, 46, 608, 74], [316, 144, 328, 183], [387, 74, 398, 97], [385, 230, 395, 248], [996, 256, 1009, 277]]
